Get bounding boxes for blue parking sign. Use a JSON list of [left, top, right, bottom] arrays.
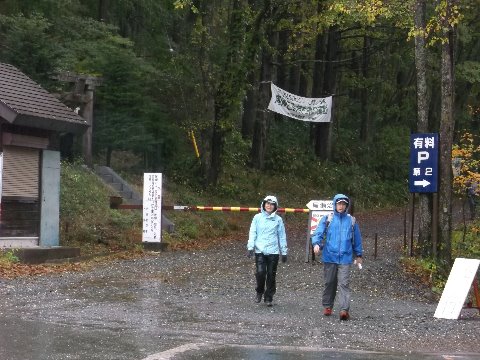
[[409, 133, 439, 193]]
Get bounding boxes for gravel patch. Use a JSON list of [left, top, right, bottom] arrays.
[[0, 207, 479, 359]]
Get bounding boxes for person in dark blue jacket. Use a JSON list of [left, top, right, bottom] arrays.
[[311, 193, 363, 320], [247, 195, 288, 307]]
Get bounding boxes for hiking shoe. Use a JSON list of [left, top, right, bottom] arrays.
[[266, 301, 273, 307], [255, 293, 262, 303], [323, 307, 332, 316], [339, 310, 350, 321]]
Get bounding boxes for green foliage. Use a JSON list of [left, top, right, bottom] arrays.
[[401, 256, 446, 294], [371, 125, 411, 181], [175, 217, 199, 239], [53, 16, 133, 74], [402, 218, 480, 294], [0, 13, 59, 84], [60, 161, 142, 249], [214, 117, 410, 209], [0, 250, 19, 264], [452, 131, 480, 196], [456, 61, 480, 84], [452, 222, 480, 258], [60, 160, 109, 219]]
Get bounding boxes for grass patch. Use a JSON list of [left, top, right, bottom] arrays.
[[60, 161, 143, 255], [401, 218, 480, 294], [0, 250, 20, 265]]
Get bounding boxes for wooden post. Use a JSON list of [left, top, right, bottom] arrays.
[[473, 276, 480, 313], [81, 86, 94, 168]]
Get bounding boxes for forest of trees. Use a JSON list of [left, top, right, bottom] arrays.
[[0, 0, 479, 266]]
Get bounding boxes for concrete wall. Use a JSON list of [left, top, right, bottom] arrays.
[[39, 150, 60, 247]]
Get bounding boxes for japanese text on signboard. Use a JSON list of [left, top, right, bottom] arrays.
[[409, 133, 438, 193], [306, 200, 333, 235], [142, 173, 162, 242]]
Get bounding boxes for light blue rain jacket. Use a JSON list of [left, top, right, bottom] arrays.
[[247, 195, 288, 256], [311, 193, 362, 264]]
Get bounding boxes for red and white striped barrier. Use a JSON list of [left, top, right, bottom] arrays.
[[110, 199, 308, 213]]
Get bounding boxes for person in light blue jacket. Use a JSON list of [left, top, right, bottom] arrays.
[[247, 195, 288, 307], [311, 193, 363, 320]]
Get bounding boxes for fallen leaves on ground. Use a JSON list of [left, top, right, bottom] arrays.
[[0, 248, 149, 280], [0, 262, 86, 279]]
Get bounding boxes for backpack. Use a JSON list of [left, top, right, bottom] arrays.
[[325, 212, 356, 229], [321, 212, 356, 245]]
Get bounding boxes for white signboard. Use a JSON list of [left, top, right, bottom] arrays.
[[307, 200, 333, 236], [434, 258, 480, 319], [142, 173, 162, 243], [306, 200, 333, 211], [309, 210, 330, 235]]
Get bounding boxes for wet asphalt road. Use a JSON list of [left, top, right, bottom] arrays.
[[1, 312, 479, 360], [0, 207, 479, 359], [146, 344, 480, 360]]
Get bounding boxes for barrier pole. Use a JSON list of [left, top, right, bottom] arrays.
[[109, 198, 309, 213]]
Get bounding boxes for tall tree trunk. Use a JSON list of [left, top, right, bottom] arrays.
[[314, 26, 339, 160], [98, 0, 109, 21], [205, 0, 247, 185], [250, 79, 270, 169], [106, 146, 112, 167], [206, 117, 225, 185], [360, 35, 371, 142], [250, 26, 275, 170], [289, 61, 301, 95], [241, 75, 258, 139], [276, 30, 290, 89], [241, 0, 268, 140], [311, 30, 326, 148], [299, 60, 310, 97], [415, 0, 433, 257], [438, 3, 455, 267]]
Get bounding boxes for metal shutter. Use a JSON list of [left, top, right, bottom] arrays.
[[2, 146, 39, 198]]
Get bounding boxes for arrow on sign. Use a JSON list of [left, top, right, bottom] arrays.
[[414, 179, 431, 187], [306, 200, 333, 211]]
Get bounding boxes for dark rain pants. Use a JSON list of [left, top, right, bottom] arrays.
[[255, 253, 279, 302]]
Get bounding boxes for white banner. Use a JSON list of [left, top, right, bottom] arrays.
[[268, 83, 332, 122]]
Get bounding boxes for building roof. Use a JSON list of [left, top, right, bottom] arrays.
[[0, 62, 88, 134]]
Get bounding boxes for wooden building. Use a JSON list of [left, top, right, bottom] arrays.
[[0, 62, 88, 248]]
